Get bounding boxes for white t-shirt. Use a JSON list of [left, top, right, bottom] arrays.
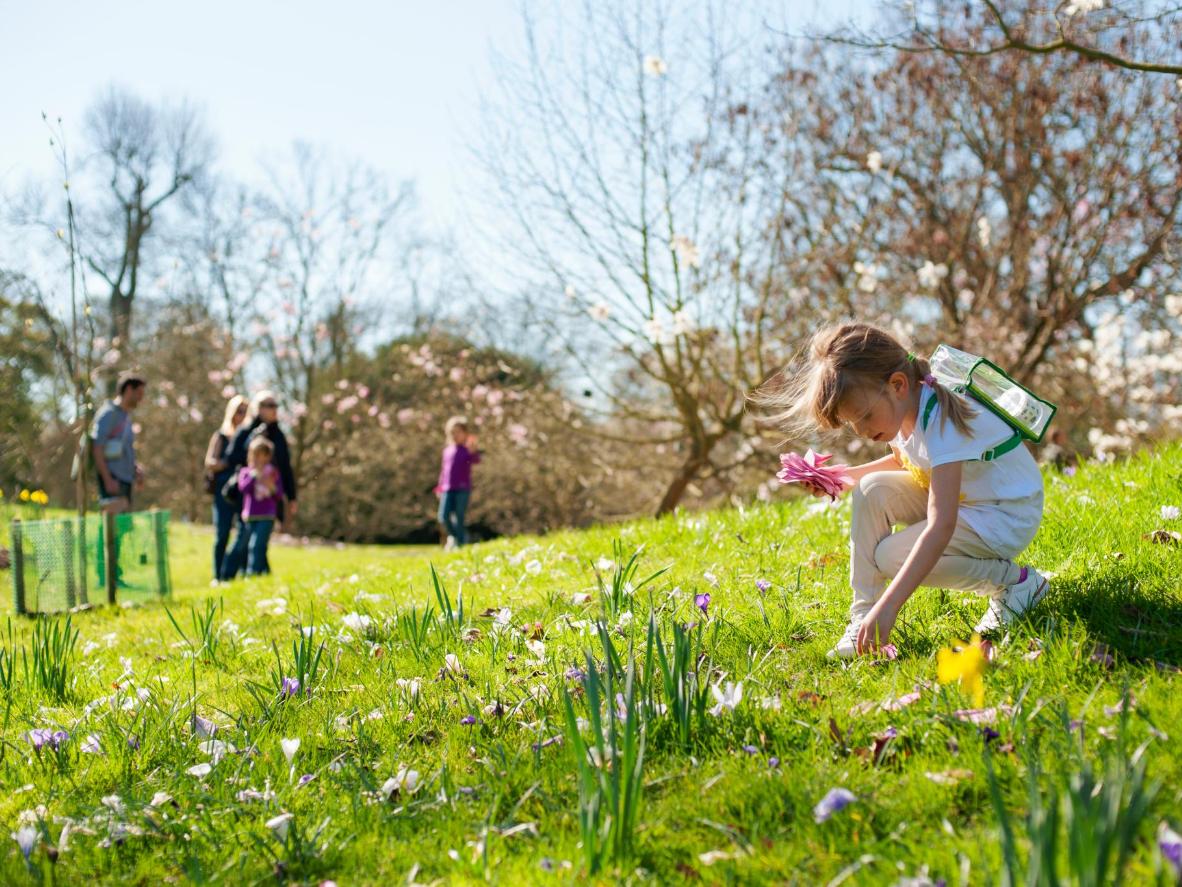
[[890, 386, 1044, 558]]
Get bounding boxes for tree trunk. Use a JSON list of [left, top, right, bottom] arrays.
[[110, 291, 133, 350], [655, 453, 707, 516]]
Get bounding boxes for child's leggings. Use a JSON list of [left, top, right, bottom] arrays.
[[849, 471, 1024, 618]]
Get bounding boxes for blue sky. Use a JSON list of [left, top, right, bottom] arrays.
[[2, 0, 874, 234]]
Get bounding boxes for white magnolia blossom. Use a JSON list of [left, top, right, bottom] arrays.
[[977, 216, 991, 247], [671, 234, 701, 269], [671, 309, 695, 336], [853, 261, 878, 294], [588, 302, 611, 322], [642, 317, 667, 344], [917, 260, 949, 289], [866, 150, 883, 173], [1064, 0, 1103, 16], [643, 55, 668, 76]]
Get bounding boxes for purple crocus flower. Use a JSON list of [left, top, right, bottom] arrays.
[[280, 677, 301, 698], [460, 715, 477, 726], [768, 757, 780, 769], [127, 734, 140, 750], [813, 787, 857, 823], [564, 666, 585, 682], [755, 579, 771, 594], [1159, 822, 1182, 876], [297, 774, 316, 787], [980, 727, 1001, 744], [25, 729, 68, 751], [695, 592, 711, 615], [742, 744, 759, 755]]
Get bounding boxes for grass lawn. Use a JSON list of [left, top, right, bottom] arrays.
[[1, 446, 1181, 884]]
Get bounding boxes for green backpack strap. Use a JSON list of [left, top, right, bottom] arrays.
[[981, 432, 1024, 462], [920, 394, 938, 432], [920, 389, 1023, 462]]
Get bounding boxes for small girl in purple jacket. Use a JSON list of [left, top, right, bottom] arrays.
[[435, 416, 482, 549], [238, 436, 285, 575]]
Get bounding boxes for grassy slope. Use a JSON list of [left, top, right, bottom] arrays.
[[0, 446, 1180, 884]]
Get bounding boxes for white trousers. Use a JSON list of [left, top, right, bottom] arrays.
[[848, 471, 1025, 618]]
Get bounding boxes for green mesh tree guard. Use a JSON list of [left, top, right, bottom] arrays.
[[9, 510, 172, 615]]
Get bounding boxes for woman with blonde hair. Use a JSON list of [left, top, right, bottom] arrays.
[[205, 394, 248, 583], [220, 389, 298, 579]]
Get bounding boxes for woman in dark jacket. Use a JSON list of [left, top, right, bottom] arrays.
[[219, 390, 298, 580], [205, 394, 248, 582]]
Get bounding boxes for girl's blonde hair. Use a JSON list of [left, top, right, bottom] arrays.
[[220, 394, 247, 438], [444, 415, 468, 443], [754, 322, 976, 438], [248, 435, 274, 458]]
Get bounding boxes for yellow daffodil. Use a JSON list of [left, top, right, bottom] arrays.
[[19, 489, 30, 502], [937, 635, 987, 707], [32, 491, 49, 506]]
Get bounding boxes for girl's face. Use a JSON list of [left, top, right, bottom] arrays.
[[836, 373, 918, 443], [450, 426, 468, 445], [249, 448, 272, 469]]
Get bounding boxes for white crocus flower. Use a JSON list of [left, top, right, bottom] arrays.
[[280, 737, 301, 765], [266, 812, 293, 843], [709, 681, 743, 717]]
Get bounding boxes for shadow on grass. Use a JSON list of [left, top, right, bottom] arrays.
[[1044, 559, 1182, 667]]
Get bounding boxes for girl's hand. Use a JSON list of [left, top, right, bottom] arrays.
[[805, 480, 832, 499], [856, 602, 898, 654]]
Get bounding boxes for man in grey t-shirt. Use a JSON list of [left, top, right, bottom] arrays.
[[92, 373, 147, 514]]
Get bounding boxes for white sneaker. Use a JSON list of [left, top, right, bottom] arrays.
[[444, 536, 458, 552], [975, 567, 1049, 634], [827, 617, 863, 660]]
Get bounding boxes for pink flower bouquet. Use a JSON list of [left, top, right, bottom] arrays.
[[776, 449, 854, 500]]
